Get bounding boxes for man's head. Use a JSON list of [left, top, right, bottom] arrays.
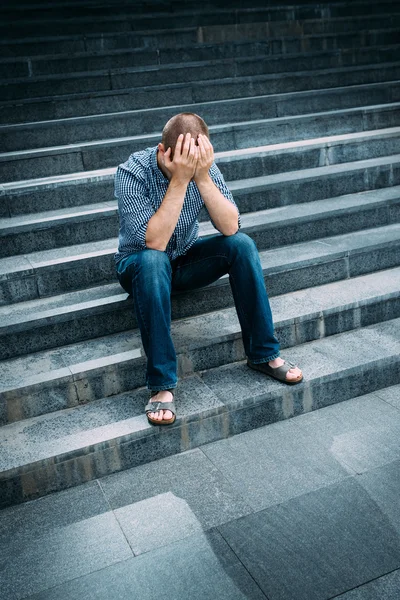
[[159, 112, 209, 161]]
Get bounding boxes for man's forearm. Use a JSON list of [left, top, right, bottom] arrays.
[[195, 175, 239, 236], [145, 178, 188, 251]]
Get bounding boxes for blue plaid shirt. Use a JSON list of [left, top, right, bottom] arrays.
[[114, 146, 241, 264]]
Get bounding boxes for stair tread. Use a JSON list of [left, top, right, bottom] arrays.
[[3, 148, 400, 194], [0, 260, 399, 394], [1, 26, 397, 64], [2, 118, 400, 161], [0, 216, 397, 333], [3, 3, 396, 28], [2, 59, 399, 108], [1, 189, 399, 273], [4, 43, 399, 86], [0, 316, 399, 476], [1, 83, 397, 133]]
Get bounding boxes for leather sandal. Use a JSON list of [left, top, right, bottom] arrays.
[[145, 389, 177, 425], [247, 359, 303, 385]]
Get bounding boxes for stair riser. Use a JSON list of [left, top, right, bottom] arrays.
[[2, 71, 398, 126], [2, 83, 398, 151], [1, 25, 398, 60], [1, 351, 398, 508], [1, 227, 399, 361], [3, 48, 399, 102], [0, 0, 394, 25], [3, 118, 400, 183], [2, 5, 397, 39], [2, 146, 400, 220], [200, 14, 400, 44], [1, 161, 399, 280], [0, 42, 270, 80], [8, 219, 398, 306], [3, 30, 400, 79]]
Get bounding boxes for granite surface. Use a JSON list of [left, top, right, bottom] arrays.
[[1, 390, 399, 600]]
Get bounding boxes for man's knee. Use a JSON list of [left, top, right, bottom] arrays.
[[136, 248, 171, 270], [224, 231, 258, 256], [125, 249, 172, 288]]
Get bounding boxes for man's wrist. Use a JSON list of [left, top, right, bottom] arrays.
[[169, 174, 191, 189], [194, 172, 212, 186]]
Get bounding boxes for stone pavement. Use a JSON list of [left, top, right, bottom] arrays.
[[1, 383, 399, 600]]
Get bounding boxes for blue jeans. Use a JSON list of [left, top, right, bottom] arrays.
[[116, 232, 280, 391]]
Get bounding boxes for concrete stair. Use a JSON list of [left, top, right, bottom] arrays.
[[1, 0, 400, 509]]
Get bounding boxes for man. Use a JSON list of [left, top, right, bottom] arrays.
[[115, 112, 303, 426]]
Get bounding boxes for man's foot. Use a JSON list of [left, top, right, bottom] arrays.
[[247, 357, 303, 384], [147, 390, 174, 422], [268, 357, 303, 382]]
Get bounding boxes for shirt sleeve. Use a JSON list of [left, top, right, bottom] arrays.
[[115, 165, 155, 250], [205, 162, 241, 232]]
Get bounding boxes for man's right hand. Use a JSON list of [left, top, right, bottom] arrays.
[[164, 132, 198, 186]]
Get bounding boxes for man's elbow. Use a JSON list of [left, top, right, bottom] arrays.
[[223, 226, 239, 236], [145, 239, 167, 252], [223, 218, 240, 236]]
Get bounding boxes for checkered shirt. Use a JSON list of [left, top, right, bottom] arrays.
[[114, 146, 241, 264]]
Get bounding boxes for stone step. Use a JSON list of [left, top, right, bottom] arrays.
[[0, 40, 271, 80], [0, 0, 393, 23], [2, 61, 399, 124], [1, 125, 400, 227], [1, 0, 395, 9], [1, 29, 398, 80], [3, 44, 399, 102], [199, 12, 400, 44], [0, 146, 400, 264], [0, 197, 399, 359], [1, 21, 398, 59], [2, 143, 400, 219], [2, 115, 400, 182], [0, 315, 398, 508], [1, 3, 397, 39], [2, 82, 398, 149], [0, 265, 398, 423]]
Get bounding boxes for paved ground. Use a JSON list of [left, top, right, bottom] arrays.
[[1, 383, 400, 600]]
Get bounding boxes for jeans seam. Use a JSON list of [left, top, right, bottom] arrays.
[[229, 268, 251, 333], [149, 384, 177, 392], [249, 352, 281, 364], [132, 267, 151, 340]]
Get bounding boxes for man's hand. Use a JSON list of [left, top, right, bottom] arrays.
[[164, 132, 198, 186], [194, 133, 214, 183]]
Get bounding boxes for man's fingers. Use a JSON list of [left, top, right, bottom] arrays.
[[182, 132, 192, 157], [174, 133, 184, 158], [164, 146, 172, 161], [201, 134, 213, 155], [189, 137, 197, 161], [197, 134, 206, 160]]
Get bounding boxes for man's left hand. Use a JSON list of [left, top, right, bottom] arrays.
[[194, 133, 214, 183]]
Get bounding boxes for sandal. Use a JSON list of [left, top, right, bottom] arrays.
[[145, 389, 177, 426], [247, 359, 303, 385]]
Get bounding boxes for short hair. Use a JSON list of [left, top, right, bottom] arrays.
[[161, 112, 209, 159]]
